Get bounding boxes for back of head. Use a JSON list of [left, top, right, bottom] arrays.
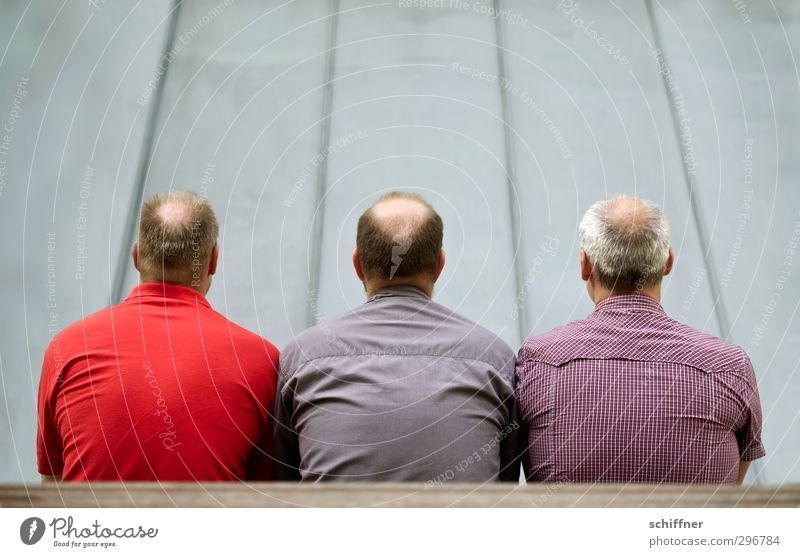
[[137, 190, 219, 286], [356, 191, 443, 282], [579, 195, 670, 292]]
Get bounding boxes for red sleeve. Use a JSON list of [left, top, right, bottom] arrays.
[[246, 341, 280, 481], [246, 420, 274, 481], [37, 342, 64, 477]]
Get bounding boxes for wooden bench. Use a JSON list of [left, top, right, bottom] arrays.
[[1, 483, 798, 508]]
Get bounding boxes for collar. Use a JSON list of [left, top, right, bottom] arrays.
[[593, 293, 665, 315], [367, 284, 431, 303], [125, 282, 212, 309]]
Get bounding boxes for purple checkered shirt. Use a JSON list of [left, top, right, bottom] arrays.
[[516, 294, 765, 484]]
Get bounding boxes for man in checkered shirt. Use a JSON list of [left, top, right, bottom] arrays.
[[516, 195, 765, 484]]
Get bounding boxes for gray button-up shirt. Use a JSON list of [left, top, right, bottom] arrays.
[[273, 285, 522, 482]]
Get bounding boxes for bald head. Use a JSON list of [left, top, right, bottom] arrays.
[[356, 192, 443, 285], [370, 196, 432, 237], [137, 191, 219, 289], [157, 198, 193, 224], [605, 196, 654, 232], [579, 195, 671, 292]]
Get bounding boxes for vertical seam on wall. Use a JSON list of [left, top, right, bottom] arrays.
[[645, 0, 731, 340], [646, 0, 764, 485], [494, 0, 528, 347], [306, 0, 340, 328], [111, 0, 183, 304]]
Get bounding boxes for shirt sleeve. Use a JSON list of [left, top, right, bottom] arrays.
[[735, 355, 766, 462], [514, 346, 536, 481], [271, 370, 302, 481], [498, 352, 524, 482], [245, 423, 274, 481], [498, 393, 525, 482], [245, 343, 280, 481], [36, 343, 64, 477]]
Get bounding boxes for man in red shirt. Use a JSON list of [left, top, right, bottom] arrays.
[[516, 195, 765, 484], [37, 191, 279, 481]]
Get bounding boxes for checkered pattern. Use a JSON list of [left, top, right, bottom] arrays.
[[516, 295, 765, 484]]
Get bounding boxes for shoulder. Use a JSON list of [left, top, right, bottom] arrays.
[[48, 305, 115, 350], [519, 313, 751, 374], [426, 302, 516, 375], [280, 302, 515, 379], [668, 320, 751, 372], [518, 318, 590, 362], [207, 310, 281, 363], [278, 314, 348, 379]]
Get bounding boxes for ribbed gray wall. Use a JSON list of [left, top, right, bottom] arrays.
[[1, 0, 798, 484]]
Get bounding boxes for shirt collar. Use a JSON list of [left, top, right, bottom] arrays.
[[367, 284, 431, 303], [125, 282, 212, 309], [593, 293, 665, 315]]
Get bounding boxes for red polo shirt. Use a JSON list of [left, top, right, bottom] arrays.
[[37, 283, 279, 481]]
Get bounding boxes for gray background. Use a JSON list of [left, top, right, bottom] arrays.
[[0, 0, 797, 485]]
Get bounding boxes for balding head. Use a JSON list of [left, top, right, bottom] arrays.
[[605, 196, 655, 231], [355, 192, 444, 292], [136, 191, 219, 291], [579, 195, 671, 293]]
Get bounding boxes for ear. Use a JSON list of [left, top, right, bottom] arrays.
[[132, 242, 140, 272], [352, 248, 365, 281], [580, 249, 592, 281], [208, 244, 219, 276], [663, 247, 675, 277], [433, 249, 446, 282]]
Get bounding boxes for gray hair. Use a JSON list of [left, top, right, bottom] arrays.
[[579, 195, 670, 292]]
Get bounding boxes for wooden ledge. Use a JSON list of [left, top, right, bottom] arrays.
[[1, 483, 799, 508]]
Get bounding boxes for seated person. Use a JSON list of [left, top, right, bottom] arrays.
[[37, 191, 279, 481], [516, 195, 765, 484], [273, 192, 521, 482]]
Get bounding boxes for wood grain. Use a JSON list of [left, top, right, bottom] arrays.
[[1, 483, 798, 508]]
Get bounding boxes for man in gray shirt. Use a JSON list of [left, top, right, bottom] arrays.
[[273, 192, 521, 482]]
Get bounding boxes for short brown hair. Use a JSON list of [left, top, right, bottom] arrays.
[[356, 192, 443, 281], [137, 191, 218, 283]]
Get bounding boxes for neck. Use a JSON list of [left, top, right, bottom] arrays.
[[140, 276, 209, 296], [364, 279, 433, 299], [590, 283, 662, 305]]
